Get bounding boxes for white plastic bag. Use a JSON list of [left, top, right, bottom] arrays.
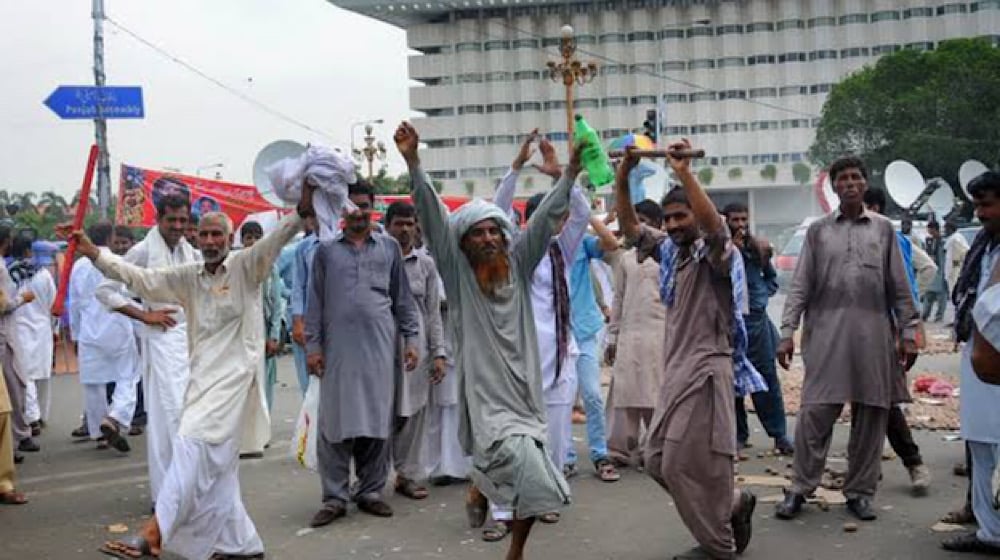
[[290, 376, 320, 471]]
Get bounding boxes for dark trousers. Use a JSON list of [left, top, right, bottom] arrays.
[[106, 380, 146, 427], [886, 405, 922, 467], [736, 311, 787, 444]]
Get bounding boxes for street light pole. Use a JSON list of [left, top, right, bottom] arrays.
[[353, 124, 387, 180], [92, 0, 111, 216], [547, 25, 597, 143], [350, 119, 384, 154]]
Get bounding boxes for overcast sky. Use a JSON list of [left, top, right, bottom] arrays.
[[1, 0, 411, 198]]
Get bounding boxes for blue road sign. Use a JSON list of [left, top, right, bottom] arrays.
[[43, 86, 144, 120]]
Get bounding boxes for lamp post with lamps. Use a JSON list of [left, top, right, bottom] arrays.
[[354, 123, 388, 180], [350, 119, 384, 154], [546, 24, 598, 140]]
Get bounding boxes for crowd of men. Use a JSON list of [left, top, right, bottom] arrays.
[[0, 120, 997, 560]]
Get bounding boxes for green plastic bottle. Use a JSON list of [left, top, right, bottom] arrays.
[[573, 114, 615, 187]]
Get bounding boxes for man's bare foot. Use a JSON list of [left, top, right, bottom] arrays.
[[99, 517, 162, 558], [466, 485, 488, 528]]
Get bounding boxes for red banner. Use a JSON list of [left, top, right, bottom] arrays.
[[117, 164, 278, 227]]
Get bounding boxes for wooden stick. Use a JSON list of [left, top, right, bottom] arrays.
[[52, 144, 98, 317], [608, 148, 706, 159]]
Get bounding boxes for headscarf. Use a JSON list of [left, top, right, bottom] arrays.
[[448, 198, 516, 242], [266, 145, 358, 241]]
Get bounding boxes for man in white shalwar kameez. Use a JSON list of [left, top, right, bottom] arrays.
[[70, 223, 141, 452], [8, 237, 56, 430], [96, 194, 198, 500], [85, 205, 305, 560]]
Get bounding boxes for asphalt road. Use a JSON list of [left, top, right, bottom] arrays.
[[2, 349, 978, 560]]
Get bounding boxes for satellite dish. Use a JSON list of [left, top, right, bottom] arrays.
[[253, 140, 307, 206], [926, 179, 955, 217], [821, 174, 839, 211], [884, 160, 925, 209], [959, 159, 989, 196]]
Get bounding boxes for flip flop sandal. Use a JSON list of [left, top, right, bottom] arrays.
[[0, 491, 28, 505], [96, 437, 110, 451], [98, 535, 158, 559], [595, 459, 621, 483], [481, 522, 510, 542], [100, 420, 131, 453], [538, 512, 560, 524], [396, 477, 429, 500], [941, 506, 976, 525]]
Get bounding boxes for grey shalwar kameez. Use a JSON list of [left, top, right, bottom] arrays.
[[780, 208, 919, 501], [410, 168, 573, 519], [393, 249, 447, 482], [305, 232, 420, 507]]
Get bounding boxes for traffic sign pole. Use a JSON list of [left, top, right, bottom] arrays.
[[92, 0, 111, 217]]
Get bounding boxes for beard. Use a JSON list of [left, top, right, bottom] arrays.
[[461, 241, 511, 297]]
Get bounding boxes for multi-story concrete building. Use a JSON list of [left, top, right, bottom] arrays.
[[331, 0, 997, 235]]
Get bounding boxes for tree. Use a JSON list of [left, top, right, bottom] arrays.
[[809, 38, 1000, 189], [463, 180, 476, 196], [792, 162, 812, 185], [524, 176, 536, 191], [697, 167, 714, 186], [727, 167, 742, 180], [760, 164, 777, 181]]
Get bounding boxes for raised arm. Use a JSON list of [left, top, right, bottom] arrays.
[[557, 186, 591, 262], [517, 144, 580, 272], [89, 250, 189, 307], [613, 148, 643, 243], [237, 213, 303, 285], [395, 122, 455, 270], [493, 168, 519, 218]]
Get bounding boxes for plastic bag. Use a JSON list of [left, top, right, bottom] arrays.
[[290, 376, 320, 471]]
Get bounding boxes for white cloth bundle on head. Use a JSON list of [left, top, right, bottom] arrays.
[[266, 145, 358, 240], [448, 198, 516, 242]]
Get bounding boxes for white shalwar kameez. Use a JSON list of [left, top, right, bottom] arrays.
[[96, 228, 197, 501], [70, 249, 140, 437], [92, 214, 302, 559], [13, 268, 56, 424]]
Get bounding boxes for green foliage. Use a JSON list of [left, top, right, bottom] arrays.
[[792, 162, 812, 185], [371, 169, 411, 195], [432, 180, 444, 194], [809, 38, 1000, 187], [727, 167, 742, 180], [760, 164, 777, 181], [463, 180, 476, 196], [697, 167, 714, 186], [524, 176, 536, 191]]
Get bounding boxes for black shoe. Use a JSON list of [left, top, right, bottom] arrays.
[[71, 424, 89, 439], [239, 451, 264, 460], [13, 453, 23, 464], [846, 497, 877, 521], [774, 437, 794, 456], [732, 489, 756, 553], [357, 498, 393, 517], [17, 438, 40, 452], [941, 532, 1000, 554], [29, 421, 41, 437], [310, 504, 346, 528], [775, 491, 805, 520]]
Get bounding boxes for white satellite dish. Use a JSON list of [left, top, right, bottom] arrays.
[[959, 159, 989, 196], [926, 180, 955, 217], [884, 160, 925, 209], [821, 174, 839, 210], [253, 140, 307, 206]]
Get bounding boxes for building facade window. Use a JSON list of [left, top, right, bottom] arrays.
[[542, 37, 562, 47], [719, 89, 747, 100], [515, 101, 542, 112], [487, 135, 516, 145], [752, 154, 780, 164], [906, 41, 935, 51], [459, 137, 486, 147], [661, 60, 686, 71], [575, 34, 596, 45], [665, 125, 690, 135], [427, 170, 456, 180], [872, 10, 902, 22], [485, 71, 511, 82], [631, 95, 658, 105], [716, 24, 744, 35], [747, 54, 776, 65], [422, 107, 454, 117], [602, 97, 629, 107], [629, 63, 656, 74], [544, 100, 566, 110], [459, 167, 487, 178], [417, 76, 452, 86], [628, 30, 656, 42], [425, 139, 456, 149], [903, 7, 935, 18], [938, 3, 969, 15], [600, 64, 627, 75], [457, 73, 483, 84], [574, 98, 600, 109], [749, 87, 778, 98], [718, 56, 746, 68], [809, 49, 838, 61], [601, 128, 630, 139], [779, 52, 808, 63], [545, 132, 570, 141], [722, 155, 750, 165], [746, 21, 775, 32], [692, 124, 719, 134], [873, 44, 902, 55], [658, 28, 685, 39], [687, 26, 714, 38], [781, 153, 806, 163], [599, 32, 626, 43], [486, 103, 513, 113], [840, 47, 870, 58], [458, 105, 485, 115], [809, 83, 833, 94], [415, 45, 451, 55], [720, 122, 749, 133], [690, 91, 717, 102], [455, 42, 482, 52], [839, 13, 869, 25], [808, 16, 837, 28], [688, 58, 716, 69], [781, 119, 810, 129], [751, 121, 780, 131], [779, 85, 807, 96], [484, 40, 510, 51], [663, 93, 689, 102], [776, 19, 805, 30], [512, 38, 539, 49], [973, 0, 1000, 11], [514, 70, 541, 80]]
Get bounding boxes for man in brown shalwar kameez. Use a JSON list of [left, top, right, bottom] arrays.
[[616, 144, 763, 560], [776, 155, 919, 522]]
